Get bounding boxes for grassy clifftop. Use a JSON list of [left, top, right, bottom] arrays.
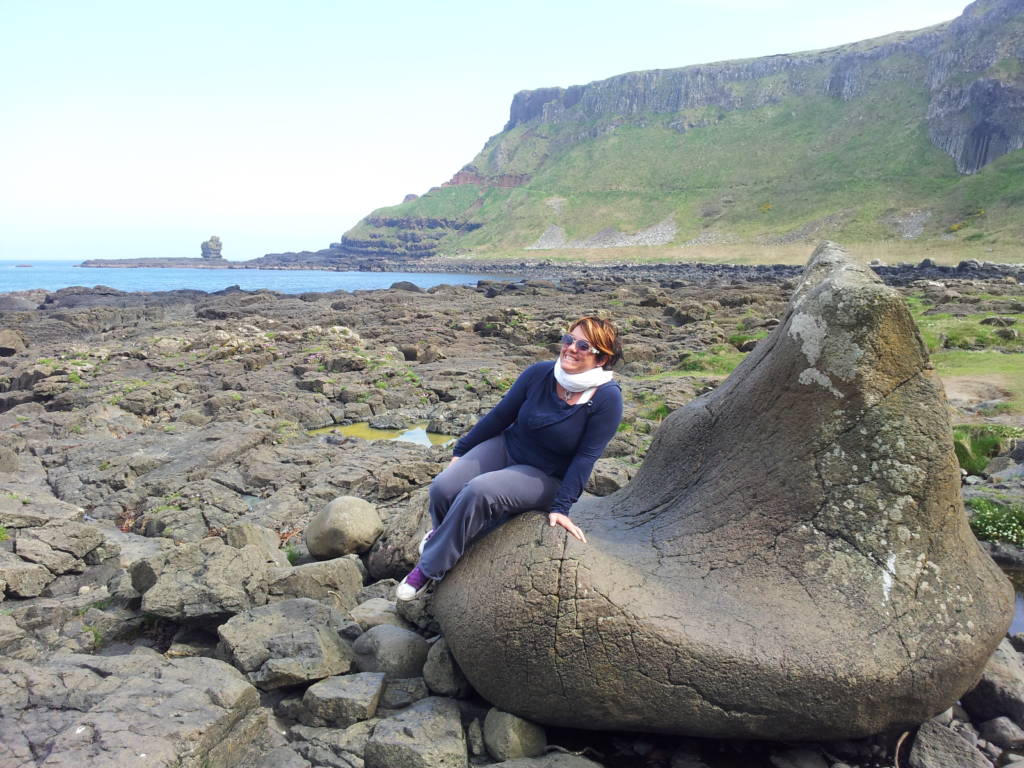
[[342, 0, 1024, 262]]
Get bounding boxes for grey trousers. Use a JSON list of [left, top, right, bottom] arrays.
[[419, 434, 561, 580]]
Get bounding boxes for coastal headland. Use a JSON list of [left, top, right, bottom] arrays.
[[78, 0, 1024, 274]]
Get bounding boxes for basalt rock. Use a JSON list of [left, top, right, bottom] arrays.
[[0, 649, 267, 767], [132, 538, 273, 623], [217, 598, 356, 690], [201, 235, 224, 260], [0, 329, 28, 356], [433, 242, 1014, 740]]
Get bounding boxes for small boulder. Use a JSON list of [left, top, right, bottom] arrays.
[[325, 352, 367, 372], [267, 556, 364, 611], [380, 676, 430, 709], [31, 519, 105, 559], [218, 597, 354, 690], [908, 720, 990, 768], [424, 637, 473, 698], [352, 624, 429, 680], [0, 551, 54, 597], [226, 522, 289, 567], [978, 716, 1024, 749], [664, 301, 710, 325], [390, 281, 423, 292], [0, 329, 27, 357], [364, 696, 467, 768], [306, 496, 383, 558], [961, 638, 1024, 725], [302, 672, 386, 727], [369, 414, 407, 430], [584, 457, 636, 496], [484, 708, 547, 761], [14, 536, 82, 575], [344, 401, 373, 421], [132, 538, 272, 623], [290, 720, 378, 766], [396, 590, 442, 635], [366, 488, 431, 580], [357, 578, 399, 603], [350, 597, 413, 631], [14, 519, 106, 577]]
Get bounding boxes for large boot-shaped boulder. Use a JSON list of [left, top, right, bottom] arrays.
[[433, 242, 1013, 740]]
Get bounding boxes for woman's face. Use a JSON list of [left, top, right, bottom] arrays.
[[560, 325, 603, 374]]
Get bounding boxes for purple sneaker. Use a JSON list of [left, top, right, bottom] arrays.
[[396, 565, 431, 601], [418, 529, 435, 555]]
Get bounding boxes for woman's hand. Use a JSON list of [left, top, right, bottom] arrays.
[[548, 512, 586, 543], [449, 456, 460, 465]]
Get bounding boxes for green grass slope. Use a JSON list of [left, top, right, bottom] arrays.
[[349, 22, 1024, 259]]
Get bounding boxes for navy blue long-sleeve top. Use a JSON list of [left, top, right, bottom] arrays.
[[452, 361, 624, 517]]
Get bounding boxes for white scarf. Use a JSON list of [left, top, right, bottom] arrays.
[[554, 358, 614, 404]]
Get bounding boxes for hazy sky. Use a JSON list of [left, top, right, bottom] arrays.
[[1, 0, 971, 262]]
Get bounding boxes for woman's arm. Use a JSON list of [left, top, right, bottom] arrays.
[[547, 385, 624, 518], [452, 362, 546, 457]]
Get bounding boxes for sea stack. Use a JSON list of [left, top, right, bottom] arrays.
[[201, 236, 224, 260]]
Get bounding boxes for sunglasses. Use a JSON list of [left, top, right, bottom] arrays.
[[561, 334, 600, 354]]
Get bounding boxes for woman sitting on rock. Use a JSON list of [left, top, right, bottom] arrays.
[[397, 316, 624, 600]]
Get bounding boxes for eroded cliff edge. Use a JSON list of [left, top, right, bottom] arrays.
[[309, 0, 1023, 263]]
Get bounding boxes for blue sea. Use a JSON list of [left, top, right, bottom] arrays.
[[0, 260, 502, 295]]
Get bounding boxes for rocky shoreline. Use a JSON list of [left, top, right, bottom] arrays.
[[77, 257, 235, 268], [2, 255, 1024, 767], [77, 252, 1024, 286]]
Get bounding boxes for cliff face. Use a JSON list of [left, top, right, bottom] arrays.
[[297, 0, 1023, 264], [332, 216, 481, 261], [926, 0, 1024, 173], [498, 0, 1022, 177]]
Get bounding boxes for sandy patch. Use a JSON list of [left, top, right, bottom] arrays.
[[944, 376, 1011, 404], [942, 374, 1021, 425]]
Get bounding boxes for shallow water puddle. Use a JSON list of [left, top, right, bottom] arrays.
[[1005, 569, 1024, 635], [241, 494, 261, 510], [309, 421, 452, 447]]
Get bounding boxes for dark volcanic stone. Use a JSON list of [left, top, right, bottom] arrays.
[[0, 297, 37, 311], [432, 242, 1013, 740]]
